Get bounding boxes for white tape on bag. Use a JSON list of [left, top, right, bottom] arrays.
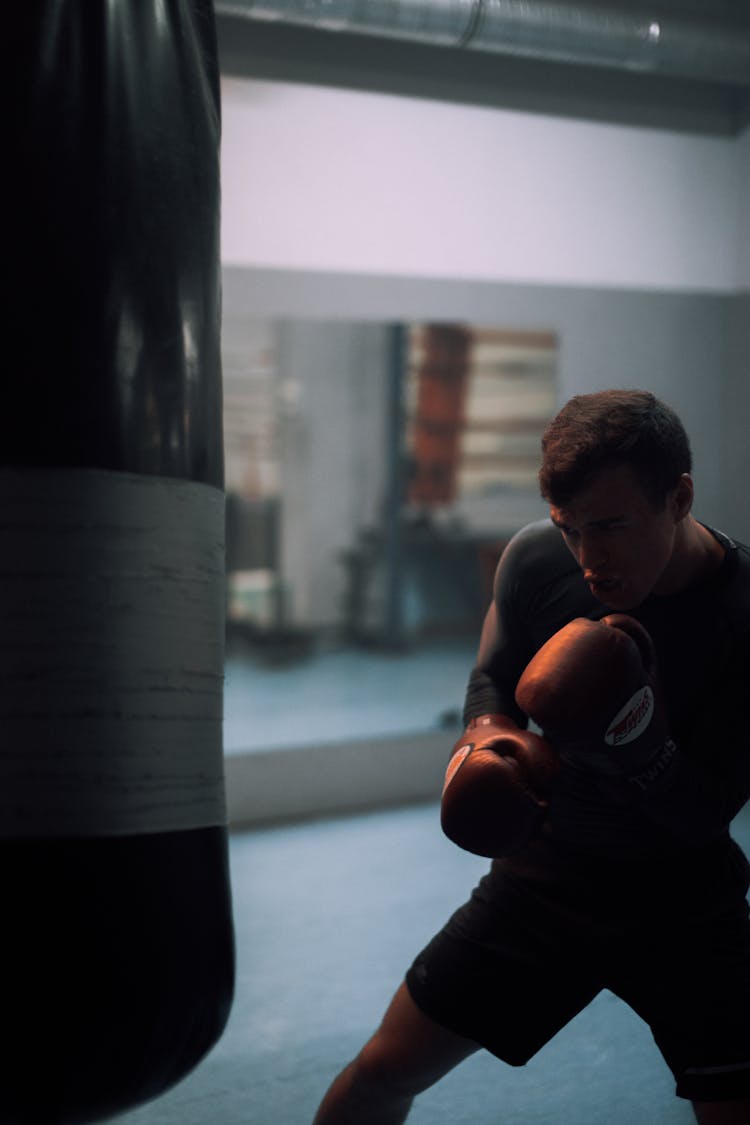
[[0, 468, 227, 837]]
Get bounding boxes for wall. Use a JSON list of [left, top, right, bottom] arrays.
[[220, 81, 748, 568], [224, 730, 453, 828], [276, 321, 391, 627], [719, 124, 750, 543], [720, 292, 750, 544], [219, 82, 748, 826], [224, 268, 729, 538], [220, 76, 740, 292], [738, 125, 750, 290]]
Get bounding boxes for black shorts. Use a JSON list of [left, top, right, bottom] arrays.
[[406, 839, 750, 1102]]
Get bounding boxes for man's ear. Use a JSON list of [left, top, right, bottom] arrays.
[[673, 473, 694, 521]]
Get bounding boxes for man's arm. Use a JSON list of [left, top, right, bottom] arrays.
[[440, 536, 560, 858], [462, 600, 530, 727]]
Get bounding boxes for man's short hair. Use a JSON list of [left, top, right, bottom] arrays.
[[539, 389, 692, 509]]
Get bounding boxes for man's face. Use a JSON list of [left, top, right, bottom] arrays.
[[549, 462, 686, 610]]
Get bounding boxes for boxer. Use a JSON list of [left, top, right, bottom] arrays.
[[313, 391, 750, 1125]]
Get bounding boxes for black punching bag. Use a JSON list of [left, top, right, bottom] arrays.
[[4, 4, 234, 1122]]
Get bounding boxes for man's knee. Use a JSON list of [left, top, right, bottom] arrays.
[[352, 983, 480, 1100]]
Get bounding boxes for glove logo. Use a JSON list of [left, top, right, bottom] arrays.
[[605, 686, 654, 746], [443, 743, 473, 794]]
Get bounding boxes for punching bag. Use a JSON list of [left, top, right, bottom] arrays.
[[4, 3, 234, 1122]]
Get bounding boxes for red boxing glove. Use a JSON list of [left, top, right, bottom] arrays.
[[515, 614, 677, 788], [440, 714, 560, 858]]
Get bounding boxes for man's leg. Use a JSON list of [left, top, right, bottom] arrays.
[[312, 981, 480, 1125]]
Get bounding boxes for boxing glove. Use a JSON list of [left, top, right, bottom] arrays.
[[441, 714, 560, 857], [515, 614, 677, 787]]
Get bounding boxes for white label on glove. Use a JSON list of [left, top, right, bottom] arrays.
[[0, 468, 227, 838], [605, 685, 654, 746], [443, 744, 473, 794]]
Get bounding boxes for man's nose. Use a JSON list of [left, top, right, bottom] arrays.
[[578, 533, 608, 574]]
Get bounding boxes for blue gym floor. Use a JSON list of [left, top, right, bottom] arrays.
[[116, 795, 750, 1125]]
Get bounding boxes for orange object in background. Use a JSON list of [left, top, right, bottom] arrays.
[[409, 325, 472, 505]]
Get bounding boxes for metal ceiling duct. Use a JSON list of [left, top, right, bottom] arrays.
[[214, 0, 750, 86]]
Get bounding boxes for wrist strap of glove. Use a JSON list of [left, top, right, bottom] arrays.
[[464, 713, 518, 735], [445, 714, 518, 794]]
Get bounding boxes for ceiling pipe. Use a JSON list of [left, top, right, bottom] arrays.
[[214, 0, 750, 86]]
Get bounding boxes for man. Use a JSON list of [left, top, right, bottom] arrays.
[[312, 390, 750, 1125]]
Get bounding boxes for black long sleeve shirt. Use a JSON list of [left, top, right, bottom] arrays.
[[463, 519, 750, 862]]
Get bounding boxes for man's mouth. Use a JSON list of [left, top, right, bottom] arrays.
[[586, 576, 620, 596]]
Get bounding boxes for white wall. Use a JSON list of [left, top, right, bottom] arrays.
[[220, 76, 741, 293], [718, 293, 750, 543], [720, 124, 750, 543], [219, 83, 749, 827], [738, 125, 750, 290], [276, 322, 391, 627], [224, 268, 730, 534]]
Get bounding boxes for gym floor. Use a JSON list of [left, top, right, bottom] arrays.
[[116, 797, 750, 1125]]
